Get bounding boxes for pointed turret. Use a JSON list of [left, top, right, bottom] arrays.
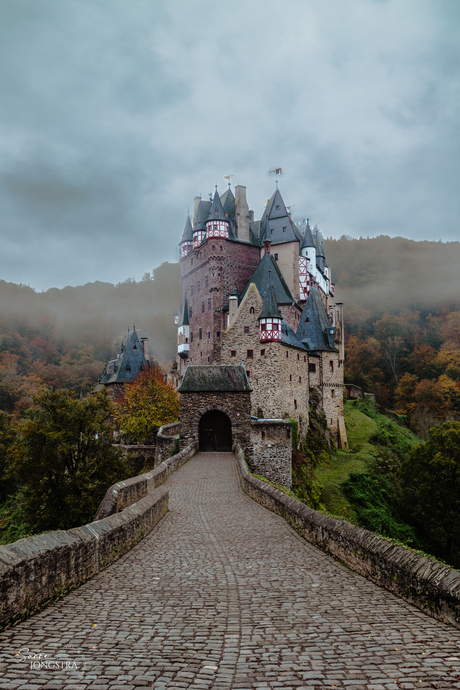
[[259, 283, 282, 342], [296, 288, 337, 352], [177, 298, 190, 359], [206, 188, 229, 240], [300, 219, 315, 252], [193, 199, 211, 248], [259, 188, 301, 245], [179, 215, 193, 259], [220, 187, 235, 221]]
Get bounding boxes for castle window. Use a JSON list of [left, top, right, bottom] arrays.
[[133, 344, 137, 349], [261, 323, 266, 331], [247, 350, 253, 359], [283, 226, 286, 232], [331, 389, 335, 398], [225, 212, 228, 217], [246, 370, 250, 378], [299, 376, 301, 383], [329, 360, 334, 372], [250, 307, 255, 314], [199, 328, 202, 340], [309, 363, 316, 373], [260, 349, 265, 356], [290, 374, 292, 381], [191, 332, 194, 342], [185, 338, 188, 343], [208, 331, 211, 339], [217, 331, 221, 338], [270, 228, 274, 234], [273, 323, 279, 331], [304, 356, 306, 363], [220, 246, 223, 251], [126, 365, 131, 373], [297, 353, 299, 360], [202, 302, 205, 313], [208, 356, 210, 362], [208, 298, 211, 311], [244, 326, 249, 334], [286, 351, 289, 358], [214, 224, 217, 230], [294, 399, 297, 410], [212, 245, 216, 251], [189, 307, 192, 318], [274, 253, 278, 261], [276, 205, 279, 210], [231, 350, 236, 357]]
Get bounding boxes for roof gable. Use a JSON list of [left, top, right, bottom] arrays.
[[296, 288, 337, 352], [240, 251, 295, 305], [178, 365, 252, 392]]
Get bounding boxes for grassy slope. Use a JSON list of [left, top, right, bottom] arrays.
[[316, 401, 378, 521]]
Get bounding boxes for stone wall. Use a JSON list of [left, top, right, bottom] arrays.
[[0, 488, 168, 630], [250, 420, 292, 489], [155, 421, 180, 464], [235, 444, 460, 629], [118, 444, 157, 474], [0, 442, 196, 630], [319, 351, 346, 444], [94, 442, 195, 520], [179, 391, 251, 452]]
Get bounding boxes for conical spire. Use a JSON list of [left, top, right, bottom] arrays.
[[259, 282, 280, 319], [179, 215, 193, 245], [178, 298, 189, 326], [207, 188, 227, 222], [300, 219, 315, 250]]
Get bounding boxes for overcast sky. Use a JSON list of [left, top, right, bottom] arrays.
[[1, 0, 459, 290]]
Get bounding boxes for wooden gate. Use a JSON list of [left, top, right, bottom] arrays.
[[199, 410, 232, 452]]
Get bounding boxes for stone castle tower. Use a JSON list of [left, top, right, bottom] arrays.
[[176, 181, 347, 447]]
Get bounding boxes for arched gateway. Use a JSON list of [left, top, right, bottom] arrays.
[[199, 409, 232, 452], [177, 365, 252, 452]]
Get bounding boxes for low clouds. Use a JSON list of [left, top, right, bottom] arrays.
[[0, 0, 459, 289]]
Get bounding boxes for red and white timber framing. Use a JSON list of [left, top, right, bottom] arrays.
[[259, 318, 282, 342], [299, 256, 311, 300], [206, 221, 229, 239], [193, 230, 206, 249]]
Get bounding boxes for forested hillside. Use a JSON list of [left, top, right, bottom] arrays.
[[1, 236, 460, 424], [0, 263, 179, 414]]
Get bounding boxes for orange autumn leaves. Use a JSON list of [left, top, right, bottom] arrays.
[[113, 364, 179, 442]]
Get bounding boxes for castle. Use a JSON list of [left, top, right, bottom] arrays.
[[175, 181, 347, 469]]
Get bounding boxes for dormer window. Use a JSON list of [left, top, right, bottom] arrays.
[[225, 212, 228, 217], [276, 205, 279, 210], [133, 344, 137, 350]]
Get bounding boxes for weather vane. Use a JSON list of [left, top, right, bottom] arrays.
[[224, 174, 234, 187], [269, 168, 282, 186]]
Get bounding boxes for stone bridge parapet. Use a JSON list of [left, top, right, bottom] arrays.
[[235, 443, 460, 629]]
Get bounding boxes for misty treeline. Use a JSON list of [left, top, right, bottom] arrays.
[[1, 236, 460, 424], [0, 263, 179, 415], [324, 235, 460, 434]]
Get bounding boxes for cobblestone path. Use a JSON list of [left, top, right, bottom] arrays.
[[1, 452, 460, 690]]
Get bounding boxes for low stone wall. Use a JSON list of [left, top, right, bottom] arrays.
[[250, 419, 292, 489], [234, 444, 460, 628], [0, 487, 168, 630], [119, 444, 157, 474], [94, 442, 195, 520], [155, 421, 180, 464]]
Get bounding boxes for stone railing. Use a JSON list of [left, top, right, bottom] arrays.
[[234, 443, 460, 629], [155, 421, 180, 465], [0, 488, 168, 630], [94, 442, 195, 520], [0, 442, 195, 631]]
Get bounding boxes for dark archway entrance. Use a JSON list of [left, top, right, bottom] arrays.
[[199, 410, 232, 452]]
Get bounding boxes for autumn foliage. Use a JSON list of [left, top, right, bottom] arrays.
[[113, 364, 179, 442]]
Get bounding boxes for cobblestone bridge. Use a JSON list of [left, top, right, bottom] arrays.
[[1, 452, 460, 690]]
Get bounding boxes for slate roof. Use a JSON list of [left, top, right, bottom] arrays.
[[300, 219, 315, 250], [178, 365, 252, 392], [259, 283, 280, 319], [296, 288, 338, 352], [280, 319, 307, 350], [179, 215, 193, 245], [240, 251, 296, 306], [313, 225, 327, 272], [178, 298, 189, 327], [207, 189, 227, 222], [99, 329, 148, 385], [259, 189, 301, 245], [194, 200, 212, 231], [220, 187, 235, 221]]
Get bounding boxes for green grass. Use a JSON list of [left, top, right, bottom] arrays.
[[316, 402, 379, 520]]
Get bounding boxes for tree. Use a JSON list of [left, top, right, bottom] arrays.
[[0, 411, 18, 502], [400, 421, 460, 567], [8, 388, 130, 534], [113, 364, 179, 443]]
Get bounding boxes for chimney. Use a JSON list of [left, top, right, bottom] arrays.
[[193, 196, 201, 225], [228, 295, 238, 327], [141, 337, 150, 364], [235, 185, 250, 243]]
